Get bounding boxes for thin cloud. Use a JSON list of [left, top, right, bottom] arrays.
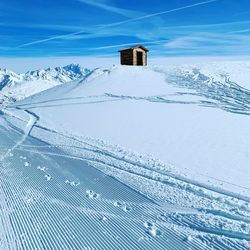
[[0, 22, 88, 32], [77, 0, 142, 18], [18, 31, 88, 48], [88, 40, 170, 50], [17, 0, 219, 48], [228, 29, 250, 34], [163, 32, 250, 52], [4, 19, 250, 34], [103, 0, 219, 27]]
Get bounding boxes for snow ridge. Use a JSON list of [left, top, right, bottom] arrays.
[[0, 64, 91, 102], [0, 68, 22, 90], [23, 64, 90, 83]]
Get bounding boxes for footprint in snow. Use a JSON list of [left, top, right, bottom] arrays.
[[114, 201, 123, 207], [184, 235, 193, 242], [37, 166, 48, 172], [144, 222, 161, 237], [99, 215, 107, 221], [65, 180, 80, 187], [114, 201, 132, 212], [86, 190, 100, 199], [24, 162, 30, 167], [24, 197, 34, 204], [122, 205, 132, 212], [44, 175, 53, 181], [7, 152, 14, 157]]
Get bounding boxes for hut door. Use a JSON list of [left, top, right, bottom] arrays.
[[136, 51, 143, 66]]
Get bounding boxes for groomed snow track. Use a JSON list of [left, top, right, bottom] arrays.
[[0, 109, 249, 250], [0, 113, 210, 250]]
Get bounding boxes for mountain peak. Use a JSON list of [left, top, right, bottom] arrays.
[[23, 64, 91, 82], [0, 64, 92, 101], [63, 63, 81, 71]]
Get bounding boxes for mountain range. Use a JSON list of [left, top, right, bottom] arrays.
[[0, 64, 91, 102]]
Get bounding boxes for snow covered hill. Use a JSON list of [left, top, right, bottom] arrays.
[[0, 64, 91, 102], [1, 61, 250, 250], [13, 61, 250, 196]]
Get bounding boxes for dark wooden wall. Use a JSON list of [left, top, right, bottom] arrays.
[[120, 50, 134, 65]]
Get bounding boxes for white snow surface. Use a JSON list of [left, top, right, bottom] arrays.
[[1, 61, 250, 250], [13, 61, 250, 197]]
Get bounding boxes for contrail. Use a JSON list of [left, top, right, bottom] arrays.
[[18, 31, 89, 48], [88, 40, 170, 50], [104, 0, 219, 27], [77, 0, 142, 18], [18, 0, 219, 48]]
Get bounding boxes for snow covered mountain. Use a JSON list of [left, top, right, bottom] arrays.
[[23, 64, 91, 83], [0, 68, 22, 90], [0, 64, 91, 102]]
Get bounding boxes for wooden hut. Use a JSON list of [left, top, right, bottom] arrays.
[[119, 45, 148, 66]]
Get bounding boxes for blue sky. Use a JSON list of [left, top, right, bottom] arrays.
[[1, 0, 250, 58]]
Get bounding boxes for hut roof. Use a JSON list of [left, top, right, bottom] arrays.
[[119, 45, 149, 52]]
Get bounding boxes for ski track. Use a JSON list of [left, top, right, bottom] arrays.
[[0, 109, 249, 249], [1, 71, 250, 250], [153, 67, 250, 116], [0, 109, 38, 162], [0, 112, 212, 250], [26, 123, 250, 201], [11, 66, 250, 117]]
